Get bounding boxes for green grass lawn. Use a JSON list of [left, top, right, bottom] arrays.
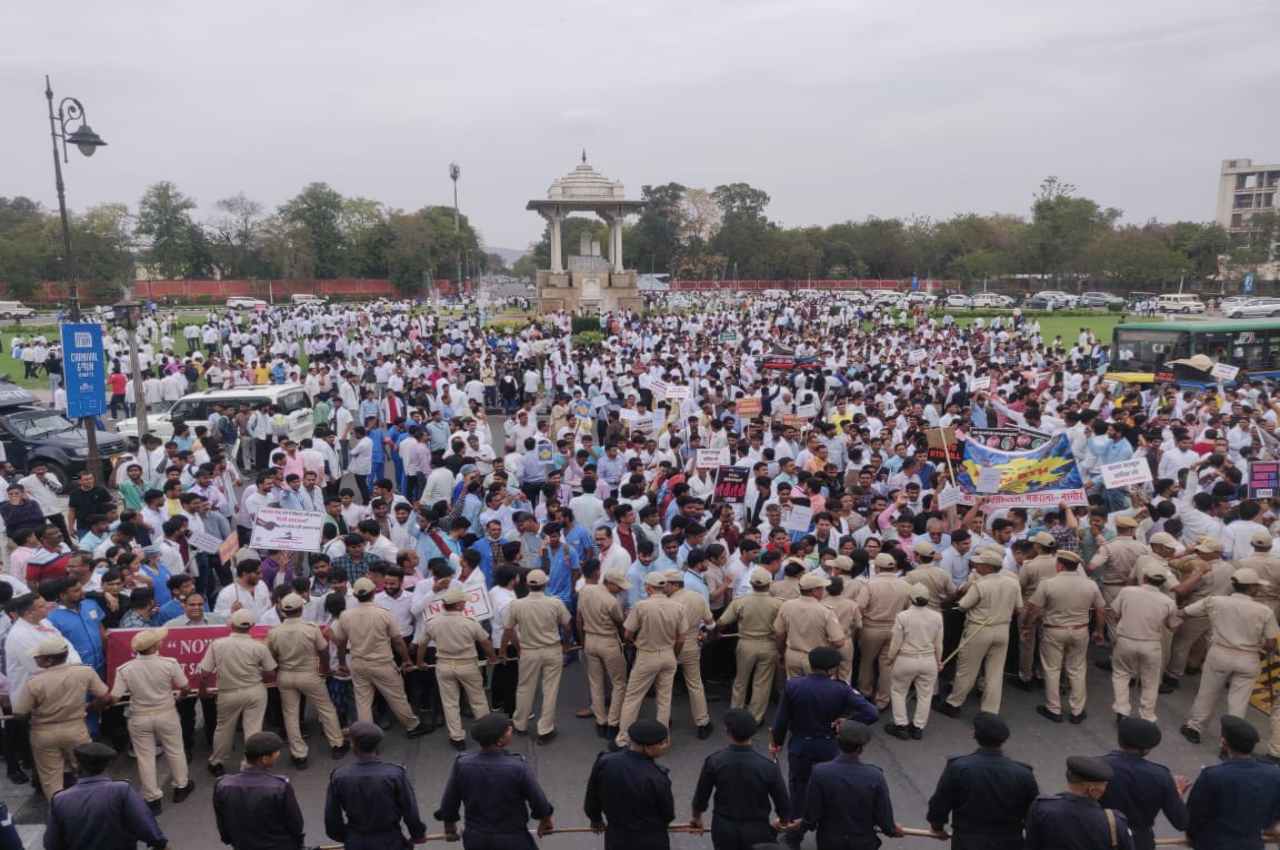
[[949, 313, 1134, 344]]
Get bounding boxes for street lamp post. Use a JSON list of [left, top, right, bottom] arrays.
[[45, 75, 107, 479], [112, 300, 147, 440], [449, 162, 462, 290]]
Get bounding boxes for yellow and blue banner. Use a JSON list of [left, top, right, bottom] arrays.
[[957, 432, 1087, 509]]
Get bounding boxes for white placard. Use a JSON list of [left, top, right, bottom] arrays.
[[629, 413, 654, 436], [908, 349, 928, 365], [970, 376, 991, 392], [782, 504, 813, 533], [249, 508, 325, 553], [421, 585, 493, 623], [937, 483, 964, 510], [1210, 363, 1240, 382], [976, 466, 1004, 494], [666, 385, 692, 402], [188, 529, 224, 554], [648, 379, 668, 399], [695, 448, 730, 469], [1100, 458, 1153, 489]]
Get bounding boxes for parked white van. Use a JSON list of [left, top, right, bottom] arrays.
[[0, 302, 38, 320], [1155, 294, 1206, 314], [289, 293, 326, 305], [115, 384, 315, 444]]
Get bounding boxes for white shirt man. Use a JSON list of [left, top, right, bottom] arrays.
[[213, 579, 272, 623]]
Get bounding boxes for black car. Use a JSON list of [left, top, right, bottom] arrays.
[[0, 384, 127, 488]]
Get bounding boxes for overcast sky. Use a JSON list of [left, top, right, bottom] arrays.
[[3, 0, 1278, 253]]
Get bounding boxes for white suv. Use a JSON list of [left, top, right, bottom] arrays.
[[226, 297, 268, 309], [116, 384, 315, 444]]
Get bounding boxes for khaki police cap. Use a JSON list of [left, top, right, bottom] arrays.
[[663, 570, 685, 583], [873, 553, 898, 570], [1056, 550, 1082, 565], [32, 636, 68, 657], [1030, 531, 1055, 546], [1194, 537, 1223, 555], [799, 572, 830, 590], [1148, 532, 1180, 550], [908, 585, 929, 603], [131, 628, 168, 652], [912, 540, 936, 558], [526, 569, 549, 586], [971, 549, 1004, 567], [352, 577, 377, 595], [1251, 529, 1273, 548], [280, 593, 305, 613], [1114, 516, 1138, 530], [603, 569, 631, 590], [442, 586, 468, 604], [644, 572, 667, 588], [229, 609, 256, 628], [749, 567, 774, 586], [1234, 567, 1271, 586]]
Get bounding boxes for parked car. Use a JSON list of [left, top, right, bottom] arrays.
[[0, 381, 127, 488], [1031, 290, 1079, 309], [970, 292, 1014, 308], [289, 293, 326, 304], [115, 384, 315, 444], [944, 294, 973, 309], [226, 297, 268, 309], [1079, 291, 1125, 309], [1155, 293, 1207, 314], [905, 292, 937, 306], [1224, 297, 1280, 319], [0, 301, 37, 320]]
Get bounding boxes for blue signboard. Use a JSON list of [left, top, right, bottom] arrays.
[[60, 323, 106, 419], [911, 275, 920, 291], [1244, 272, 1256, 294]]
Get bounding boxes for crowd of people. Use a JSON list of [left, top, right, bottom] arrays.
[[2, 290, 1280, 849]]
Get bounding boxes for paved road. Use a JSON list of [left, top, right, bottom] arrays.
[[1, 650, 1258, 849]]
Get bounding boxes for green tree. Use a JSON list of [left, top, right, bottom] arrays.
[[1024, 176, 1120, 283], [511, 252, 538, 279], [626, 182, 686, 274], [710, 182, 772, 277], [209, 193, 270, 279], [0, 197, 48, 299], [1085, 226, 1187, 286], [279, 183, 346, 278], [135, 181, 199, 278], [342, 197, 391, 278], [69, 203, 135, 299]]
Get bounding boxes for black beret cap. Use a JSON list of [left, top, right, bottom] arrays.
[[1117, 716, 1161, 750], [723, 708, 757, 740], [471, 712, 513, 746], [973, 711, 1010, 744], [74, 741, 117, 761], [837, 720, 871, 747], [349, 720, 384, 750], [629, 719, 669, 746], [1221, 715, 1260, 753], [245, 731, 284, 760], [1066, 756, 1113, 783], [809, 646, 841, 671]]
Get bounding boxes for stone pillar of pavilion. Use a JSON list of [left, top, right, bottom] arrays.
[[526, 154, 645, 314]]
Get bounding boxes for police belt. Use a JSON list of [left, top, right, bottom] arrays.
[[1043, 623, 1090, 630]]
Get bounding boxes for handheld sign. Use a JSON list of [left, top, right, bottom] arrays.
[[1100, 458, 1153, 490]]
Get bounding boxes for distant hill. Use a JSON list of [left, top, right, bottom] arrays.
[[488, 246, 530, 266]]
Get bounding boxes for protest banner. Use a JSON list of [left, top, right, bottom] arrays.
[[967, 427, 1051, 453], [713, 466, 748, 503], [420, 585, 493, 623], [217, 531, 239, 565], [696, 448, 730, 469], [1100, 458, 1154, 490], [976, 466, 1004, 494], [970, 375, 991, 392], [1211, 362, 1241, 383], [1250, 461, 1280, 499], [925, 426, 961, 465], [666, 385, 692, 402], [908, 349, 928, 365], [105, 624, 274, 689], [783, 504, 813, 533], [955, 432, 1087, 509], [648, 379, 668, 400], [779, 414, 809, 431], [189, 528, 224, 555], [249, 508, 325, 553], [628, 413, 654, 436], [735, 396, 762, 418]]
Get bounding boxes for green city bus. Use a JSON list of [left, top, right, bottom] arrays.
[[1107, 319, 1280, 385]]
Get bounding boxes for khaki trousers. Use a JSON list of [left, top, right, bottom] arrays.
[[733, 637, 777, 724], [1167, 615, 1211, 679], [1041, 626, 1089, 717], [857, 626, 894, 707], [947, 622, 1009, 714], [31, 721, 89, 797], [836, 642, 854, 685], [1186, 646, 1261, 732], [1112, 637, 1163, 722], [584, 635, 627, 727], [676, 641, 710, 727], [1018, 622, 1040, 681], [614, 649, 676, 747], [278, 670, 345, 759], [890, 653, 938, 729], [514, 646, 563, 736], [1101, 585, 1125, 631], [436, 659, 490, 742], [129, 710, 189, 802], [351, 659, 418, 730], [783, 648, 811, 679], [210, 685, 267, 768]]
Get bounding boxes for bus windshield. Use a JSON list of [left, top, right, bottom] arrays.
[[1112, 329, 1189, 372]]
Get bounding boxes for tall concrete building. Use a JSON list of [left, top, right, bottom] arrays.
[[1216, 158, 1280, 233]]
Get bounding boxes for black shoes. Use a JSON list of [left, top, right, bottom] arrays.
[[537, 730, 558, 745], [207, 763, 225, 777], [696, 723, 714, 740], [406, 722, 431, 739], [1069, 712, 1087, 725], [331, 743, 350, 760], [292, 756, 309, 770], [909, 725, 923, 740], [450, 738, 466, 751], [596, 724, 609, 739], [884, 724, 910, 740], [1036, 705, 1063, 724], [933, 698, 961, 718], [6, 768, 28, 785], [1180, 725, 1201, 744], [173, 781, 195, 804], [147, 799, 162, 815]]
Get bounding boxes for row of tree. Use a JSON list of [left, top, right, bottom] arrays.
[[0, 182, 496, 299]]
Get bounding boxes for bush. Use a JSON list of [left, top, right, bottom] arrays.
[[573, 330, 604, 347], [570, 315, 602, 335]]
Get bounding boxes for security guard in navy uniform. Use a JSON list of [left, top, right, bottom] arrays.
[[1025, 757, 1135, 850], [797, 720, 900, 849], [584, 719, 676, 850], [44, 742, 168, 850], [324, 721, 428, 849], [690, 708, 790, 850], [436, 712, 555, 848], [212, 731, 306, 850], [770, 646, 879, 850], [925, 712, 1039, 849], [1185, 715, 1280, 850], [1098, 718, 1188, 850]]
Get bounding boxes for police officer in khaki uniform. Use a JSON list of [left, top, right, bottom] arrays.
[[1111, 563, 1181, 722], [770, 559, 804, 601], [1025, 550, 1107, 724], [501, 569, 571, 743], [904, 543, 956, 612], [857, 553, 911, 708], [614, 572, 686, 749], [1014, 532, 1058, 690], [717, 566, 784, 725], [1088, 516, 1150, 612], [1179, 567, 1280, 744], [421, 585, 496, 750], [266, 592, 348, 768], [109, 628, 194, 812], [885, 585, 943, 740], [577, 566, 630, 738], [937, 548, 1023, 717], [1234, 528, 1280, 617], [1164, 537, 1235, 692], [774, 572, 845, 679], [198, 608, 278, 775], [822, 576, 862, 684], [11, 636, 109, 797], [665, 569, 715, 739], [331, 577, 429, 737]]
